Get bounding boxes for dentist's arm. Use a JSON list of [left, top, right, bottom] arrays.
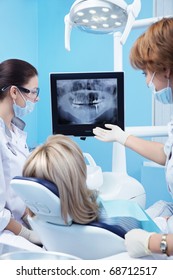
[[125, 228, 173, 257], [93, 124, 166, 165], [5, 218, 42, 245]]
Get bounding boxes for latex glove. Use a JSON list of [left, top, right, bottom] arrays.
[[18, 225, 42, 245], [125, 229, 155, 258], [93, 124, 130, 145]]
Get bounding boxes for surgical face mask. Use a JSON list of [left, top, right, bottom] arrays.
[[148, 72, 173, 104], [13, 91, 35, 118]]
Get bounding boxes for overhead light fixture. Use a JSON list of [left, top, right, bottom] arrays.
[[65, 0, 141, 50]]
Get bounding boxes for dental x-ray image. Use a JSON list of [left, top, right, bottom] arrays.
[[50, 72, 124, 136], [57, 78, 117, 125]]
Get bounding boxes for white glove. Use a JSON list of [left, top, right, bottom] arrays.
[[18, 225, 42, 245], [93, 124, 130, 145], [125, 229, 155, 258]]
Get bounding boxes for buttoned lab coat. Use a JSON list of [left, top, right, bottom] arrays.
[[0, 117, 29, 233], [0, 117, 46, 252]]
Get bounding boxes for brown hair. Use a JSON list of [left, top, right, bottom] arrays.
[[0, 58, 38, 100], [23, 134, 99, 224], [130, 17, 173, 73]]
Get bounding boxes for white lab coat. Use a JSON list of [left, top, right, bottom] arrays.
[[0, 117, 29, 232], [0, 117, 46, 253], [146, 118, 173, 233], [164, 118, 173, 198]]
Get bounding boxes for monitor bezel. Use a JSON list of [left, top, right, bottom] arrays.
[[50, 71, 124, 137]]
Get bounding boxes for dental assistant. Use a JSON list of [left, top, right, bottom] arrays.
[[93, 17, 173, 258], [0, 58, 43, 251]]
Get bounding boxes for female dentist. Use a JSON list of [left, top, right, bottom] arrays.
[[0, 58, 43, 251], [93, 17, 173, 258]]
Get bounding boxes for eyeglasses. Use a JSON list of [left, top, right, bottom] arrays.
[[0, 85, 39, 100], [17, 86, 40, 99]]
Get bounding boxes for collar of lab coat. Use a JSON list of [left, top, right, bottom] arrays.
[[0, 117, 26, 140], [11, 117, 25, 131]]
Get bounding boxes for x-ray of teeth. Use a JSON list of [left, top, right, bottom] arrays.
[[56, 79, 117, 124]]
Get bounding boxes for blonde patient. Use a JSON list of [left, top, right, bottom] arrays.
[[22, 134, 99, 225], [22, 134, 146, 241], [22, 134, 173, 258]]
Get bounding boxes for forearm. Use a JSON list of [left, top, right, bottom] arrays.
[[93, 125, 166, 165], [125, 135, 166, 165], [149, 234, 173, 256], [5, 218, 22, 235]]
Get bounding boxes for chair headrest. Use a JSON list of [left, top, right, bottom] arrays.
[[14, 176, 60, 196], [10, 176, 72, 226]]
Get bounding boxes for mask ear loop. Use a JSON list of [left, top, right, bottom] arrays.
[[16, 87, 27, 107], [167, 77, 170, 88], [149, 72, 156, 86]]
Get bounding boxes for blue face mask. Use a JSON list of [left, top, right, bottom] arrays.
[[149, 72, 173, 104], [13, 93, 35, 118]]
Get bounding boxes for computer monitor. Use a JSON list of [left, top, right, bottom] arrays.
[[50, 71, 124, 137]]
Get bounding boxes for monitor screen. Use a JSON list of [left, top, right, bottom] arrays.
[[50, 72, 124, 137]]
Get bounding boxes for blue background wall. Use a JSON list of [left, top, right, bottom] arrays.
[[1, 0, 171, 206], [0, 0, 38, 147]]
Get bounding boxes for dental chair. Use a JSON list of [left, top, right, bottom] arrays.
[[10, 176, 126, 260]]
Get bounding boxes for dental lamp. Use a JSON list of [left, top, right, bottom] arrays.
[[65, 0, 141, 51]]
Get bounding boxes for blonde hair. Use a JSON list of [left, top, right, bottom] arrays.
[[130, 17, 173, 73], [23, 134, 99, 224]]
